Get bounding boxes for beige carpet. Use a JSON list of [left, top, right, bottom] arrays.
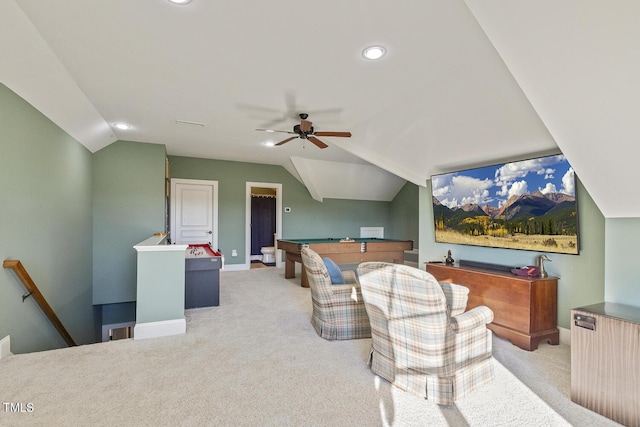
[[0, 268, 619, 426], [250, 262, 273, 269]]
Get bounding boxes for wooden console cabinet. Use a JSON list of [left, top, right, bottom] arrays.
[[426, 262, 559, 351]]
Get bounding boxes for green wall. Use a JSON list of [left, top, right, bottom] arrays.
[[284, 198, 392, 239], [605, 218, 640, 306], [168, 156, 398, 265], [135, 249, 185, 323], [92, 140, 166, 305], [419, 177, 606, 329], [389, 182, 420, 248], [0, 84, 95, 353]]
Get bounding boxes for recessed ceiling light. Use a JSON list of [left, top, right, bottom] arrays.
[[362, 46, 386, 60], [168, 0, 192, 4], [113, 122, 131, 130], [264, 141, 275, 147]]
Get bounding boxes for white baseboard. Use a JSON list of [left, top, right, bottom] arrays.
[[559, 326, 570, 346], [134, 318, 186, 340], [223, 263, 248, 271], [1, 335, 12, 359]]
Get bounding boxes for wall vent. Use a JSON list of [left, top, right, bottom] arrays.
[[101, 321, 136, 342]]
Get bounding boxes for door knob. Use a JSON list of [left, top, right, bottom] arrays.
[[207, 231, 212, 234]]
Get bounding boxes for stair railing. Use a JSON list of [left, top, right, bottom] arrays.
[[3, 260, 77, 347]]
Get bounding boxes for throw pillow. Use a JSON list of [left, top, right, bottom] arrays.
[[322, 257, 344, 284]]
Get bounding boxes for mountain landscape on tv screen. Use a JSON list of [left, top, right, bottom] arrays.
[[433, 190, 578, 254], [432, 154, 579, 254]]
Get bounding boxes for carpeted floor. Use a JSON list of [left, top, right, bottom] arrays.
[[250, 261, 274, 269], [0, 268, 620, 426]]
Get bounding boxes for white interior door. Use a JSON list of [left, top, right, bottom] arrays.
[[171, 179, 218, 248]]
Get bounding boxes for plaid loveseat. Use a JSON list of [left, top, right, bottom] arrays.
[[300, 248, 371, 340], [357, 262, 494, 405]]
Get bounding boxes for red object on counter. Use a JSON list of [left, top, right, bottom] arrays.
[[187, 244, 222, 257]]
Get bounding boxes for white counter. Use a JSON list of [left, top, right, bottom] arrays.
[[133, 234, 188, 252]]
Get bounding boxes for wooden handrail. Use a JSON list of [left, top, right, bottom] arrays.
[[3, 260, 77, 347]]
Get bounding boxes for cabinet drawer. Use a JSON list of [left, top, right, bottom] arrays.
[[186, 257, 222, 271]]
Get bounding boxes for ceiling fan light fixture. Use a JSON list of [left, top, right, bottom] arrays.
[[263, 141, 275, 147], [362, 46, 386, 60], [255, 113, 350, 149]]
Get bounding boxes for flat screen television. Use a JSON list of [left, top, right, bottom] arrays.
[[431, 154, 579, 255]]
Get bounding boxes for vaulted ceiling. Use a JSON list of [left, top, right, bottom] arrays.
[[2, 1, 637, 215]]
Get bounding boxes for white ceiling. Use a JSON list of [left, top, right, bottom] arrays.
[[2, 0, 637, 215]]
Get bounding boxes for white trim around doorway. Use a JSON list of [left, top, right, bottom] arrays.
[[246, 182, 283, 270]]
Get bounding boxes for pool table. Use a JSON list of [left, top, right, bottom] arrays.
[[277, 237, 413, 287]]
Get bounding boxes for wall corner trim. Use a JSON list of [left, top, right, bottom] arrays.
[[0, 336, 12, 359]]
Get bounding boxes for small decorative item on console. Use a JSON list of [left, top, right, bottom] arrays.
[[445, 250, 455, 265], [511, 266, 540, 277], [537, 254, 552, 278]]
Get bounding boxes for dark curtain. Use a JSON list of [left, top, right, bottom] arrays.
[[251, 196, 276, 255]]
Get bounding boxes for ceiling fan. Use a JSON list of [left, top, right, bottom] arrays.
[[256, 113, 351, 149]]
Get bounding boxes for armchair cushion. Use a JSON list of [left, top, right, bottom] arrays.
[[439, 281, 469, 317], [322, 257, 344, 284]]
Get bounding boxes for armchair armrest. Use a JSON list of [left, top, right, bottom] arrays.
[[331, 275, 364, 302], [332, 284, 356, 294], [439, 282, 469, 317], [450, 306, 494, 333]]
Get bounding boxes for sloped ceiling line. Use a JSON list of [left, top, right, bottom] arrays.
[[1, 1, 115, 152], [290, 157, 323, 202], [289, 156, 407, 202]]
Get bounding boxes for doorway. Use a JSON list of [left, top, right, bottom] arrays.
[[246, 182, 282, 269]]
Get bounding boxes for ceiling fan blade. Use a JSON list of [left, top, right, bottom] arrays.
[[275, 136, 298, 146], [313, 131, 352, 138], [306, 107, 343, 116], [308, 136, 328, 149], [236, 103, 283, 114], [255, 128, 297, 134], [300, 120, 313, 133], [259, 117, 289, 128]]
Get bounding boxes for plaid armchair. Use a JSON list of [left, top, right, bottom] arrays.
[[300, 248, 371, 340], [357, 262, 494, 405]]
